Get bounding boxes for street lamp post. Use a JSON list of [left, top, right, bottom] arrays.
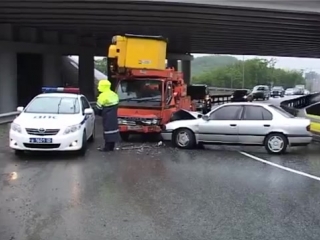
[[242, 55, 245, 89]]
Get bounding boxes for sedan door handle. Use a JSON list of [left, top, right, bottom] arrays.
[[230, 124, 237, 127], [263, 124, 270, 127]]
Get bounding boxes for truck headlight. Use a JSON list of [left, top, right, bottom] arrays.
[[11, 123, 21, 133], [64, 124, 81, 135], [118, 118, 127, 124], [142, 119, 159, 125]]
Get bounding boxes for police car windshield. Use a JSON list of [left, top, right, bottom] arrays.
[[24, 97, 80, 114]]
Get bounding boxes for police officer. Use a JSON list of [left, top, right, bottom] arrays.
[[95, 79, 120, 152]]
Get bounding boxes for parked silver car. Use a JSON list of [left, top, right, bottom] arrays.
[[161, 102, 312, 154]]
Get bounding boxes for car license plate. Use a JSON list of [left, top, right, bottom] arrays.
[[128, 125, 142, 130], [29, 138, 52, 143]]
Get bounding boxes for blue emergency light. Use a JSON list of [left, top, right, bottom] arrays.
[[42, 87, 80, 94]]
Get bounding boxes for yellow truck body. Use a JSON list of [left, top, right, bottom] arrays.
[[108, 34, 167, 70]]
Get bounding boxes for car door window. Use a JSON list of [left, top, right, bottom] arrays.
[[243, 106, 273, 120], [306, 103, 320, 116], [209, 106, 243, 120], [81, 97, 90, 113]]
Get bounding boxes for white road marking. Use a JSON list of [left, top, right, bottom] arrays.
[[239, 151, 320, 182]]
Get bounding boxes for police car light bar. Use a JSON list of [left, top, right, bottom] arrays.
[[42, 87, 80, 94]]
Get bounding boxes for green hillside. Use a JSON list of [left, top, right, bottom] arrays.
[[191, 55, 239, 77]]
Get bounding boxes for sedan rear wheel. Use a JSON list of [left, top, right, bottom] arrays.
[[173, 128, 196, 149], [264, 133, 288, 154]]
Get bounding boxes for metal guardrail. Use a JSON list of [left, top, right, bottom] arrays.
[[0, 111, 19, 125], [211, 95, 232, 105], [208, 87, 236, 92], [280, 93, 320, 142], [280, 93, 320, 116]]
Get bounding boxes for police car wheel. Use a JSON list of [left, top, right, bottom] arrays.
[[88, 125, 95, 143], [14, 150, 24, 156], [78, 131, 88, 156]]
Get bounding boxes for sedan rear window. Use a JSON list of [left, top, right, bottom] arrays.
[[269, 105, 294, 118]]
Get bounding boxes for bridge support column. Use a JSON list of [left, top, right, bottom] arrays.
[[167, 60, 178, 70], [0, 52, 17, 113], [182, 60, 191, 85], [79, 53, 95, 101], [43, 54, 62, 86]]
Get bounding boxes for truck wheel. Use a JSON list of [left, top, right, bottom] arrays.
[[264, 133, 288, 154], [173, 128, 196, 149], [120, 133, 130, 141]]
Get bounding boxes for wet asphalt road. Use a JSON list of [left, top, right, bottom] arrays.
[[2, 96, 320, 240]]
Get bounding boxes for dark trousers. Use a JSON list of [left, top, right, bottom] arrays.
[[104, 141, 115, 151]]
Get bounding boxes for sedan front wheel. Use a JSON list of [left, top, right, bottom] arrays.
[[264, 133, 288, 154], [173, 128, 196, 149]]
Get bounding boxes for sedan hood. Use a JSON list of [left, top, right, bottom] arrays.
[[170, 109, 200, 121]]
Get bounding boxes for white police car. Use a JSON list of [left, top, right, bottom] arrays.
[[10, 87, 95, 156]]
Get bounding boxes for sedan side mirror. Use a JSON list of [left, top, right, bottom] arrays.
[[202, 115, 209, 121], [84, 108, 94, 115], [17, 106, 24, 112]]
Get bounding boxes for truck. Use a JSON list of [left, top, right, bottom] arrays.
[[107, 34, 194, 141]]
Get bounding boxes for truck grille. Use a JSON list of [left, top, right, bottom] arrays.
[[25, 128, 60, 136]]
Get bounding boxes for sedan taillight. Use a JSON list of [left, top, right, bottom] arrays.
[[306, 125, 311, 131]]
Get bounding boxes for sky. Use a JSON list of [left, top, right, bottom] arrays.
[[195, 54, 320, 73], [87, 55, 320, 73]]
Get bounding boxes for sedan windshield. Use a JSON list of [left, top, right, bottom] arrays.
[[272, 87, 282, 90], [24, 97, 80, 114]]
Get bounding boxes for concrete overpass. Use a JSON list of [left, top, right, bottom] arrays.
[[0, 0, 319, 113], [1, 0, 319, 56]]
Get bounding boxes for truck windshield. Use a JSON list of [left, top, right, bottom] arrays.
[[116, 79, 163, 107]]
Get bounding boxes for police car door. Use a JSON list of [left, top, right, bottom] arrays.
[[81, 96, 94, 137]]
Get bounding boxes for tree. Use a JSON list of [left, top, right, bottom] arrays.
[[190, 55, 238, 77], [192, 58, 305, 89], [94, 58, 108, 74]]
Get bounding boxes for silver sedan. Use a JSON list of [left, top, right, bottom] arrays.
[[161, 102, 312, 154]]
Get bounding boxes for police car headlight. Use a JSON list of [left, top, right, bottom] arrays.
[[11, 123, 21, 133], [64, 124, 81, 135]]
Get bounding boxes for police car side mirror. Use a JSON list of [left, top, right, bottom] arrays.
[[84, 108, 94, 115], [17, 106, 24, 112]]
